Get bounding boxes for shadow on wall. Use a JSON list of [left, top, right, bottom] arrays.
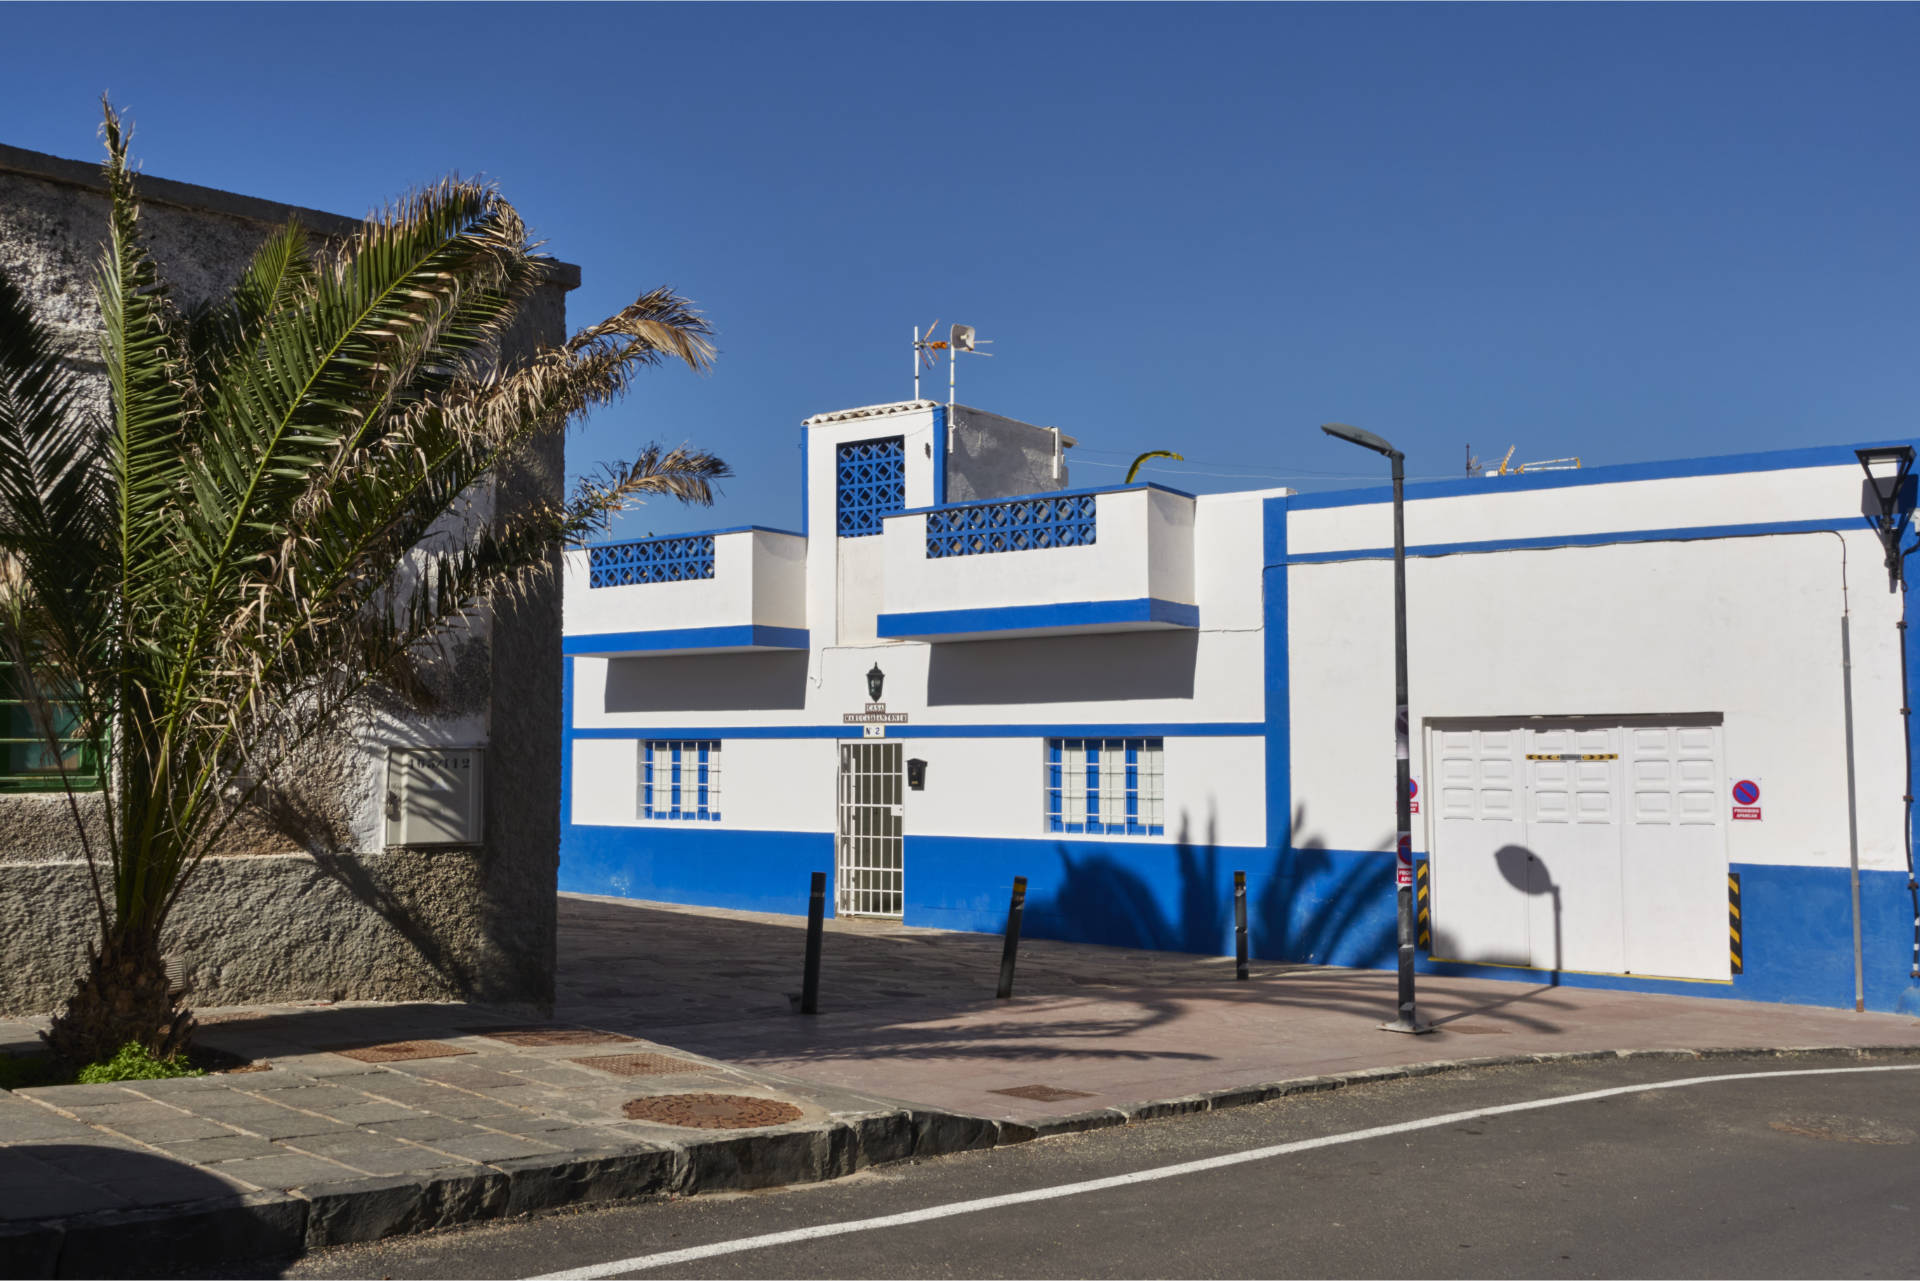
[[1027, 802, 1398, 970], [927, 632, 1197, 706], [603, 651, 809, 713]]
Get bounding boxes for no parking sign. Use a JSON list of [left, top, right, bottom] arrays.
[[1732, 779, 1762, 821]]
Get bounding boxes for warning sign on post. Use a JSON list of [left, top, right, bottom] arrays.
[[1396, 834, 1413, 886], [1731, 779, 1762, 821], [1408, 777, 1420, 815]]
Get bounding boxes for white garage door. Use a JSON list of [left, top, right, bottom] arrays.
[[1428, 719, 1727, 981]]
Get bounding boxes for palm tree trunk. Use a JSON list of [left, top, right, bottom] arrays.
[[44, 922, 192, 1066]]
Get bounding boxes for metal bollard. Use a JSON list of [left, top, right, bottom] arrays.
[[1234, 870, 1249, 980], [996, 876, 1028, 999], [801, 871, 826, 1015]]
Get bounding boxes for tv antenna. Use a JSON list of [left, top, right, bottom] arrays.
[[910, 321, 992, 451]]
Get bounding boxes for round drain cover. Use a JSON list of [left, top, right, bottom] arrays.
[[622, 1092, 805, 1129]]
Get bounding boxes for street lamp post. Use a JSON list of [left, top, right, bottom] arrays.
[[1321, 423, 1432, 1035]]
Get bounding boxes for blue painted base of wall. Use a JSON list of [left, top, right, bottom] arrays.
[[560, 824, 835, 918], [562, 823, 1920, 1016]]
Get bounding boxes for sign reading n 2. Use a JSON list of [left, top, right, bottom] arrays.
[[1731, 778, 1762, 821]]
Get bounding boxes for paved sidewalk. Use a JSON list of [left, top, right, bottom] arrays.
[[2, 892, 1917, 1275], [556, 893, 1920, 1122]]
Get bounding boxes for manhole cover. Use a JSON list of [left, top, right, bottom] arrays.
[[990, 1084, 1097, 1102], [1770, 1115, 1916, 1145], [461, 1024, 636, 1048], [569, 1053, 710, 1077], [326, 1040, 474, 1063], [621, 1093, 804, 1129]]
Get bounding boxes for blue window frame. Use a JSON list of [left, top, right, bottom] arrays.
[[1046, 738, 1163, 835], [641, 740, 722, 821], [836, 437, 906, 538]]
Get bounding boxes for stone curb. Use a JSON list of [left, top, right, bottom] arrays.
[[5, 1043, 1917, 1275]]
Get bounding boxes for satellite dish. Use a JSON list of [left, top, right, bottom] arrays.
[[951, 323, 975, 352]]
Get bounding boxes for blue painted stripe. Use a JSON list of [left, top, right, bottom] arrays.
[[889, 480, 1197, 519], [569, 723, 1264, 741], [563, 625, 809, 656], [1288, 438, 1918, 511], [877, 597, 1199, 639], [579, 524, 804, 548], [1263, 495, 1290, 851], [1285, 516, 1869, 565]]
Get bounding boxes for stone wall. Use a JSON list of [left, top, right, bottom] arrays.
[[0, 143, 574, 1016]]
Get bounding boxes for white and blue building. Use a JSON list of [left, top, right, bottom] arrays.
[[561, 396, 1920, 1015]]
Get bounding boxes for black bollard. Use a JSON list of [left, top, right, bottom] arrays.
[[1234, 870, 1249, 980], [996, 875, 1028, 999], [801, 871, 826, 1015]]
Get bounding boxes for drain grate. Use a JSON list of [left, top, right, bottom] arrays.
[[568, 1053, 710, 1077], [621, 1093, 804, 1129], [989, 1084, 1097, 1102], [326, 1040, 474, 1063], [460, 1024, 636, 1048]]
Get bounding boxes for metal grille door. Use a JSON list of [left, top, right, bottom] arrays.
[[837, 742, 903, 917]]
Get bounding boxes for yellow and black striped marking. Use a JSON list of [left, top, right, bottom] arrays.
[[1416, 860, 1431, 951], [1728, 871, 1743, 975], [1525, 752, 1619, 761]]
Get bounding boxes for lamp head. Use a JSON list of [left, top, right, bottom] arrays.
[[866, 662, 885, 703], [1321, 422, 1403, 460]]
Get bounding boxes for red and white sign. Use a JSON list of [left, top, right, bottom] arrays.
[[1731, 778, 1762, 821], [1396, 834, 1413, 886], [1408, 777, 1420, 815]]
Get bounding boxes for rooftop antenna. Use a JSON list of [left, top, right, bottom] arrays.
[[944, 323, 991, 452], [912, 320, 942, 401]]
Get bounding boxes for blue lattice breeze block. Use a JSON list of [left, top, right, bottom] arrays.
[[837, 437, 906, 538], [588, 535, 717, 588], [925, 494, 1098, 558]]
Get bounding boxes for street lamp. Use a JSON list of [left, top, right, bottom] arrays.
[[1855, 445, 1915, 590], [1321, 423, 1431, 1035]]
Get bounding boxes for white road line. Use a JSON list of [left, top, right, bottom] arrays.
[[531, 1062, 1920, 1280]]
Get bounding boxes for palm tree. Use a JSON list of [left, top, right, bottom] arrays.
[[0, 103, 728, 1066]]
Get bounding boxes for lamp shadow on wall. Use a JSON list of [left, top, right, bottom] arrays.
[[926, 632, 1197, 706], [1495, 843, 1562, 987], [601, 652, 809, 713]]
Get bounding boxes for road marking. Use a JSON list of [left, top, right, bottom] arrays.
[[531, 1062, 1920, 1279]]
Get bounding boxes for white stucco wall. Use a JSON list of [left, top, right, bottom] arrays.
[[563, 529, 806, 642], [1287, 468, 1902, 874]]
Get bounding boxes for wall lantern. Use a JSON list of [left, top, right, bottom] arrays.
[[907, 758, 928, 790], [866, 662, 886, 703], [1856, 445, 1915, 590]]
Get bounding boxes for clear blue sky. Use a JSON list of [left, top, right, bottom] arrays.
[[6, 3, 1914, 536]]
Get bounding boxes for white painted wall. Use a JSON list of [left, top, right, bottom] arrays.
[[571, 736, 836, 832], [879, 486, 1198, 620], [1289, 462, 1871, 557], [563, 530, 806, 642], [1287, 522, 1904, 873]]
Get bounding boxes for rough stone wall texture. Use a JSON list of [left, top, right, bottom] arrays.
[[0, 143, 574, 1015]]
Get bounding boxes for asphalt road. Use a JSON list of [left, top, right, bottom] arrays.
[[279, 1052, 1920, 1279]]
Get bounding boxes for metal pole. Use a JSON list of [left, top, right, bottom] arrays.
[[1386, 451, 1431, 1034], [1234, 870, 1249, 980], [996, 875, 1027, 999], [801, 871, 825, 1015], [913, 326, 920, 402]]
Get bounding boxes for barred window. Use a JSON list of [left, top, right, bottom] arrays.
[[1046, 738, 1163, 836], [0, 661, 98, 793], [640, 740, 721, 821]]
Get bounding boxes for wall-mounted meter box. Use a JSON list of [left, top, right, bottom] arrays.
[[385, 747, 485, 847]]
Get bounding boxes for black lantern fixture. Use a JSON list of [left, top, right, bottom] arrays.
[[1856, 445, 1916, 590], [866, 662, 885, 703]]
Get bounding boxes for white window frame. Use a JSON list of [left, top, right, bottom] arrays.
[[1045, 737, 1164, 837], [639, 740, 722, 822]]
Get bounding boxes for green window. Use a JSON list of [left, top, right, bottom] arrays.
[[0, 661, 99, 792]]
